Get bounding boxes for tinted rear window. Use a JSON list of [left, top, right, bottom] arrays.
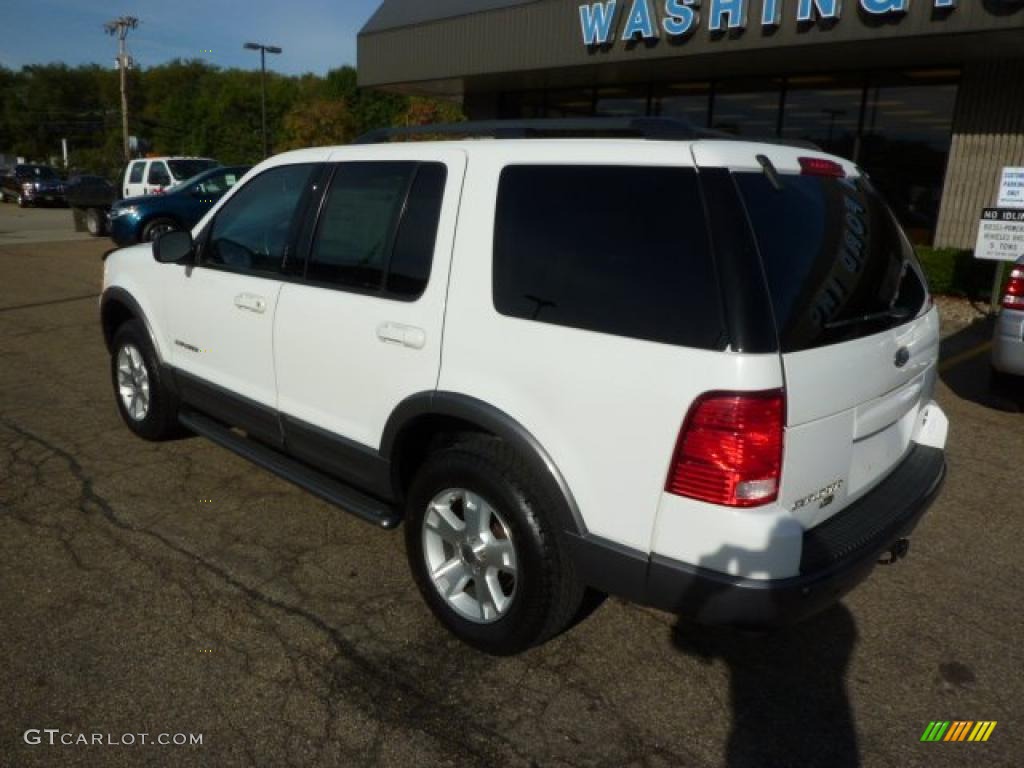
[[734, 172, 927, 353], [493, 165, 724, 349]]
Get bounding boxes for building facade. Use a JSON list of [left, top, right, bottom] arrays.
[[359, 0, 1024, 247]]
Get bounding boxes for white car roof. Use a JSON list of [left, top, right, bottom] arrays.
[[257, 138, 859, 177]]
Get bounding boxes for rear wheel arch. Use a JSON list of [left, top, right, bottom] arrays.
[[383, 392, 585, 537]]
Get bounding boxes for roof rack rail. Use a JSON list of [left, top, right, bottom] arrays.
[[353, 117, 825, 153], [353, 117, 710, 145]]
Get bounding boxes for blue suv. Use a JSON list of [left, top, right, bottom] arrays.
[[108, 166, 250, 246]]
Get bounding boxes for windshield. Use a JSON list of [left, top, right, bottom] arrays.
[[166, 172, 206, 194], [168, 168, 247, 195], [734, 171, 928, 352], [167, 159, 218, 181], [18, 165, 59, 180]]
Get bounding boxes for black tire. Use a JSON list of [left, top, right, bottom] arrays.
[[86, 208, 106, 236], [110, 319, 181, 441], [404, 435, 585, 655], [17, 193, 28, 208], [142, 217, 178, 242]]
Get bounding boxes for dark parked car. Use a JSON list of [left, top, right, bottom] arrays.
[[66, 174, 117, 236], [0, 164, 66, 207], [108, 165, 250, 246]]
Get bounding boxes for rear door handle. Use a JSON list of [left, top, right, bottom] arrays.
[[376, 322, 426, 350], [234, 293, 267, 314]]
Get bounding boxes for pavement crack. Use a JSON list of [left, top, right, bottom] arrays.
[[0, 415, 526, 766]]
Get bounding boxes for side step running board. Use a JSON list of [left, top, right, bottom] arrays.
[[179, 409, 402, 530]]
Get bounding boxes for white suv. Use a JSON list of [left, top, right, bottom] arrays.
[[100, 119, 948, 654]]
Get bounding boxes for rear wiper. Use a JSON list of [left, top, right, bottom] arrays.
[[824, 306, 914, 330], [756, 154, 784, 191]]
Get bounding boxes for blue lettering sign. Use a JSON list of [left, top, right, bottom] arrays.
[[663, 0, 700, 36], [797, 0, 842, 22], [860, 0, 910, 13], [709, 0, 748, 31], [623, 0, 658, 38], [579, 1, 619, 45], [579, 0, 959, 47], [762, 0, 782, 26]]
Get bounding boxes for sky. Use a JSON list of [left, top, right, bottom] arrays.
[[0, 0, 383, 75]]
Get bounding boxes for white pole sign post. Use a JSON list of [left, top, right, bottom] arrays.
[[978, 167, 1024, 313]]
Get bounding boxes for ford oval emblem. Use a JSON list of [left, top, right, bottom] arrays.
[[894, 347, 911, 368]]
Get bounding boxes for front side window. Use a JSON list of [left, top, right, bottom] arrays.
[[307, 162, 446, 299], [128, 162, 145, 184], [205, 164, 317, 275], [493, 165, 724, 349]]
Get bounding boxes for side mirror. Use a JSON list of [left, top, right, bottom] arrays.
[[153, 230, 194, 265]]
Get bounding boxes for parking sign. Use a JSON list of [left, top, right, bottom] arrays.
[[997, 167, 1024, 209]]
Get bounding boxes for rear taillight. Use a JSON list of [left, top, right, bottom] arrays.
[[666, 390, 785, 508], [798, 157, 845, 178], [1003, 267, 1024, 310]]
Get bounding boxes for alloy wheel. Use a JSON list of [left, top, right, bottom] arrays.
[[116, 344, 151, 422], [422, 488, 519, 624]]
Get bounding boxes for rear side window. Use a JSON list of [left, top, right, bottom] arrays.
[[734, 173, 927, 352], [307, 161, 446, 300], [128, 162, 145, 184], [493, 165, 724, 349]]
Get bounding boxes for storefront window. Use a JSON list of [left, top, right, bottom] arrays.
[[498, 90, 545, 119], [860, 72, 958, 244], [711, 80, 783, 137], [594, 86, 648, 117], [652, 82, 711, 127], [545, 88, 596, 118], [781, 76, 865, 158]]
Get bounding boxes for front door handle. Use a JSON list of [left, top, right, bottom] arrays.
[[234, 293, 267, 314], [376, 322, 426, 350]]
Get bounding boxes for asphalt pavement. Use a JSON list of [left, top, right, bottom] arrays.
[[0, 200, 94, 246], [0, 209, 1021, 767]]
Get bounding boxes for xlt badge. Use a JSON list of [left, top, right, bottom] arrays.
[[792, 479, 844, 511]]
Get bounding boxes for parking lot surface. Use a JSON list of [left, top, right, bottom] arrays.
[[1, 212, 1021, 767], [0, 202, 93, 246]]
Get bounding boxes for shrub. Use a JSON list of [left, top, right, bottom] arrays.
[[916, 247, 1002, 301]]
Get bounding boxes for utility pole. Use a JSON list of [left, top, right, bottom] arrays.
[[105, 16, 139, 163], [244, 42, 282, 159]]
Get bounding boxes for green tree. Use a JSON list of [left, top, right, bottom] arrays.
[[278, 98, 356, 150], [0, 62, 466, 176]]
